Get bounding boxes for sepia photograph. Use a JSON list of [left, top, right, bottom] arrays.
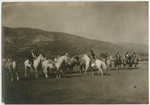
[[1, 1, 148, 104]]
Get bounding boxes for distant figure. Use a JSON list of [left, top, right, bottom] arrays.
[[105, 52, 109, 59], [125, 52, 129, 60], [132, 52, 136, 59]]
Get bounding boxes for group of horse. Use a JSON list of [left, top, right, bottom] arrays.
[[113, 55, 139, 70], [3, 53, 139, 82]]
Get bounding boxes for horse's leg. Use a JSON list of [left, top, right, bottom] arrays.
[[97, 69, 100, 75], [116, 65, 118, 69], [59, 69, 62, 78], [128, 64, 130, 69], [125, 64, 128, 69], [44, 67, 49, 78], [80, 64, 84, 73], [56, 70, 59, 78], [10, 69, 13, 82], [123, 63, 125, 69], [84, 65, 88, 75], [79, 65, 82, 73], [35, 68, 38, 78], [25, 66, 27, 77], [108, 66, 110, 70], [97, 67, 103, 76], [135, 64, 136, 69], [51, 68, 55, 78], [16, 72, 19, 81], [115, 62, 118, 69], [6, 69, 9, 80], [63, 69, 66, 78], [90, 67, 94, 76], [48, 68, 51, 77], [107, 64, 110, 70], [108, 63, 111, 70], [56, 68, 61, 78], [70, 66, 73, 73]]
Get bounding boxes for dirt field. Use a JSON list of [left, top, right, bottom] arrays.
[[2, 61, 148, 104]]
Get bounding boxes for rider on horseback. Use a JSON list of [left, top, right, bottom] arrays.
[[29, 50, 36, 68], [116, 52, 121, 60], [89, 50, 96, 67], [74, 53, 80, 66], [105, 52, 109, 59], [131, 52, 137, 63], [132, 52, 136, 59], [90, 50, 95, 60]]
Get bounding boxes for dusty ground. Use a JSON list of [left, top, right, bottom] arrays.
[[2, 61, 148, 104]]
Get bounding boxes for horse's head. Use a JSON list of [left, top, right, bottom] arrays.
[[65, 53, 68, 56], [84, 54, 89, 59], [48, 59, 53, 63], [54, 58, 58, 63], [64, 54, 70, 63], [39, 54, 46, 61], [60, 54, 71, 65], [70, 57, 79, 64]]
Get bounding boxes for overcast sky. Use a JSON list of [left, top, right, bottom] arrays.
[[2, 2, 148, 45]]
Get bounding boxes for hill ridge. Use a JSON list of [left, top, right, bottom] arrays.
[[2, 27, 148, 59]]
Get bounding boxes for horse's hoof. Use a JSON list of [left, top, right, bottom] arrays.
[[46, 77, 49, 79], [17, 78, 19, 81]]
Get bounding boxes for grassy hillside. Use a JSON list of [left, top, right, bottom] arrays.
[[2, 27, 148, 60]]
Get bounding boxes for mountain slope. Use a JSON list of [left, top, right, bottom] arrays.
[[2, 27, 147, 59], [116, 42, 148, 55]]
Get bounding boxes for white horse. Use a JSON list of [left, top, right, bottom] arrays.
[[4, 59, 19, 82], [24, 54, 45, 78], [42, 59, 55, 78], [82, 54, 106, 76], [55, 54, 69, 78]]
